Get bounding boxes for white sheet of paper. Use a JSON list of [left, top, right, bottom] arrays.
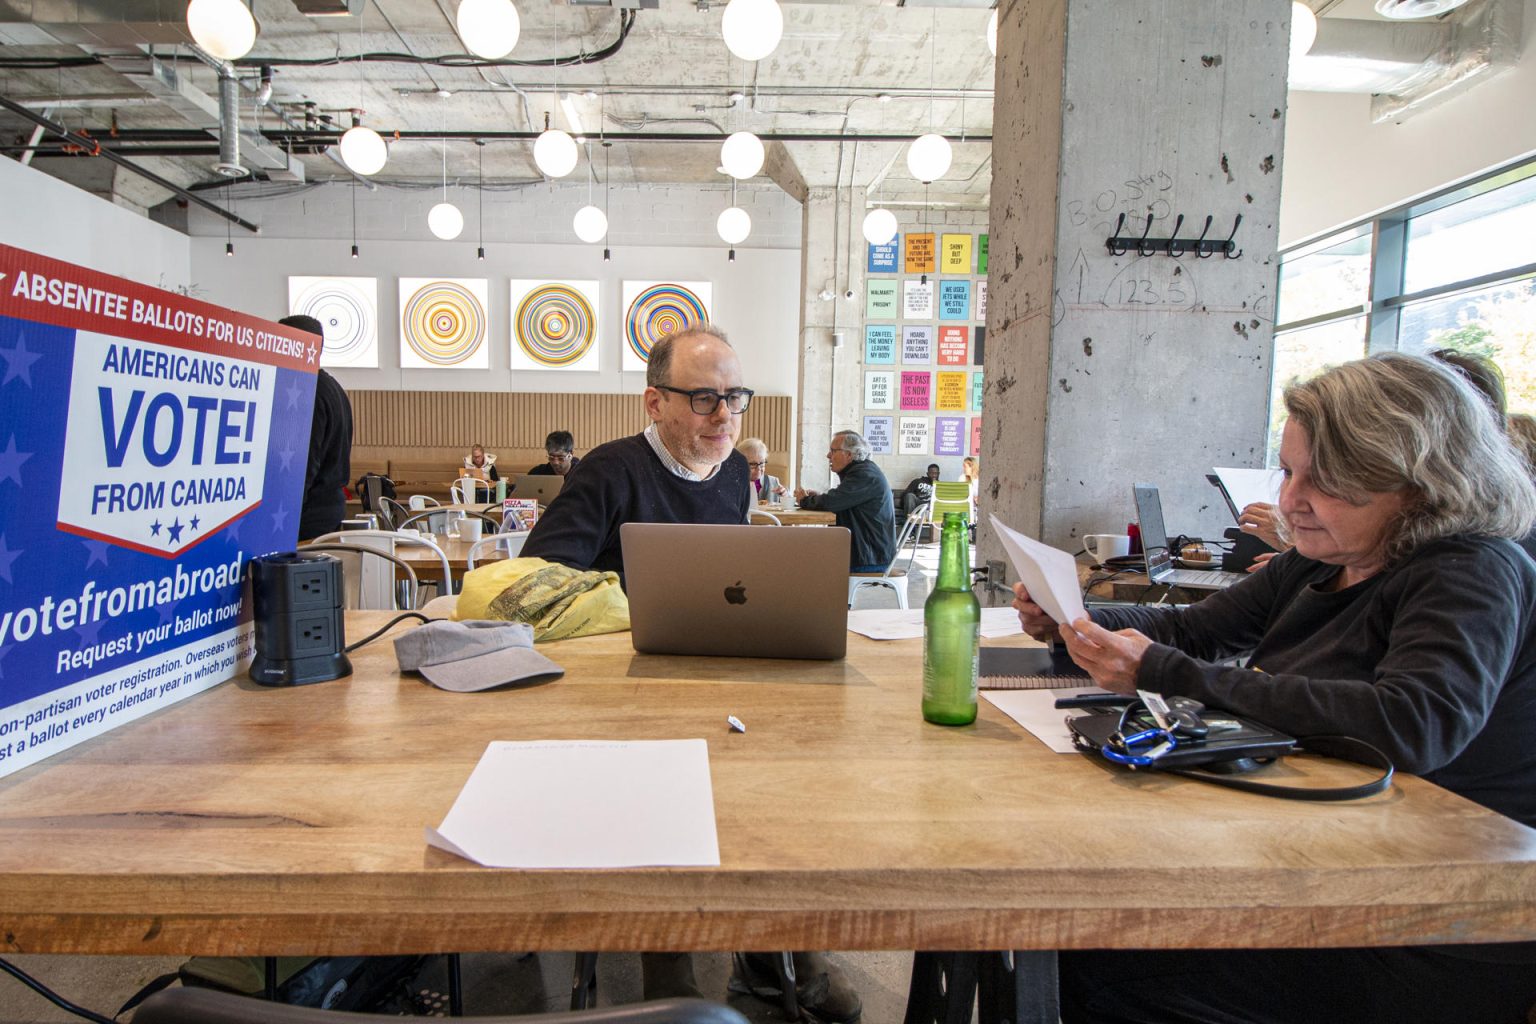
[[426, 739, 721, 868], [988, 514, 1088, 627], [1213, 467, 1283, 518], [983, 689, 1092, 753], [847, 607, 1024, 641]]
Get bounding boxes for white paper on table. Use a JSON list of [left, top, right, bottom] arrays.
[[988, 514, 1088, 627], [983, 689, 1092, 753], [847, 606, 1024, 641], [1213, 467, 1283, 518], [426, 739, 720, 868]]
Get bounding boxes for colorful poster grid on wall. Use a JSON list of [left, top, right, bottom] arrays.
[[862, 230, 987, 458]]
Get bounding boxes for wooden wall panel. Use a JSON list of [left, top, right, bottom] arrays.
[[350, 391, 792, 455]]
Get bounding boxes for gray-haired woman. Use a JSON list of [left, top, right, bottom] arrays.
[[1013, 353, 1536, 1022]]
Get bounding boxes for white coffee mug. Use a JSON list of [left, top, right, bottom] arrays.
[[1083, 533, 1131, 561], [459, 518, 483, 544]]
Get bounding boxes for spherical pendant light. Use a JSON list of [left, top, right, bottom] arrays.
[[187, 0, 258, 61], [722, 0, 783, 62], [906, 133, 952, 183], [456, 0, 521, 59], [1290, 1, 1318, 60], [861, 208, 898, 247], [720, 131, 765, 180], [533, 128, 579, 178], [986, 9, 998, 56], [428, 202, 464, 240], [573, 205, 608, 244], [717, 206, 751, 245], [339, 125, 388, 176]]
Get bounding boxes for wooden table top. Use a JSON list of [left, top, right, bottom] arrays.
[[751, 505, 837, 526], [1, 614, 1533, 958]]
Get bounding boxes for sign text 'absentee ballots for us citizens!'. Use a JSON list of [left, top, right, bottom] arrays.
[[0, 244, 318, 777]]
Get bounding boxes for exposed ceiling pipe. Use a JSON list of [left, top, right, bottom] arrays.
[[0, 94, 259, 234], [215, 69, 247, 179]]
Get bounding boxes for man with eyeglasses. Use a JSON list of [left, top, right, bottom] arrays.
[[794, 431, 896, 572], [522, 324, 753, 580], [521, 326, 863, 1023], [527, 430, 581, 477]]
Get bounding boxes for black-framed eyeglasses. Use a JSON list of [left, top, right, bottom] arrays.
[[545, 452, 573, 462], [656, 385, 754, 415], [746, 460, 767, 468]]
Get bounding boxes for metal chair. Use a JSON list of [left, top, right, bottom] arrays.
[[851, 511, 921, 609], [465, 533, 531, 571], [309, 530, 452, 610], [133, 987, 749, 1024], [408, 494, 442, 510], [748, 508, 782, 525], [378, 496, 410, 531], [398, 509, 502, 535]]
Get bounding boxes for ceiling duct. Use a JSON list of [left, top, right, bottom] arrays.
[[0, 0, 195, 47], [1371, 0, 1522, 123], [1288, 0, 1522, 124], [215, 69, 246, 178], [290, 0, 367, 14]]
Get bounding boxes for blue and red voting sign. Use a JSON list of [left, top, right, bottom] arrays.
[[0, 244, 319, 777]]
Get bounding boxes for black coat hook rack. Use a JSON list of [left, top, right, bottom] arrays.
[[1105, 213, 1242, 259]]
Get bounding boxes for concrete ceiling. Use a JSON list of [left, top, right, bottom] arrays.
[[0, 0, 998, 214]]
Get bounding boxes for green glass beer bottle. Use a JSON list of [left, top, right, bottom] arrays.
[[922, 511, 981, 725]]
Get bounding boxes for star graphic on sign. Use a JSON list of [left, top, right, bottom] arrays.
[[277, 444, 296, 472], [285, 380, 302, 410], [156, 598, 181, 626], [189, 515, 201, 532], [74, 616, 104, 646], [0, 534, 18, 584], [0, 336, 42, 387], [269, 503, 290, 535], [82, 539, 111, 569], [150, 519, 162, 537], [225, 513, 246, 543], [306, 344, 318, 364], [166, 518, 184, 544], [0, 436, 32, 487]]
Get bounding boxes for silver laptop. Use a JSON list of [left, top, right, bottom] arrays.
[[507, 473, 565, 505], [621, 523, 851, 659], [1133, 484, 1247, 590]]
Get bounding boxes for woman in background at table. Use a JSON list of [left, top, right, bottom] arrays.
[[1013, 353, 1536, 1023], [960, 455, 979, 514], [737, 437, 785, 504]]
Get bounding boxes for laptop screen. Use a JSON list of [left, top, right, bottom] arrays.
[[1132, 484, 1173, 578]]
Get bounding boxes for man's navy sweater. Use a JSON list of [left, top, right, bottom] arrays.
[[522, 432, 750, 576]]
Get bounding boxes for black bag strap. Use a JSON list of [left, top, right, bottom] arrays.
[[1161, 735, 1394, 802]]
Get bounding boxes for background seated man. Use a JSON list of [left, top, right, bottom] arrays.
[[737, 436, 785, 504], [459, 444, 498, 501], [528, 430, 581, 476], [795, 431, 896, 573], [900, 463, 939, 518], [519, 326, 861, 1023]]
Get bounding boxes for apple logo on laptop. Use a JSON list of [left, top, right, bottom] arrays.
[[724, 581, 747, 605]]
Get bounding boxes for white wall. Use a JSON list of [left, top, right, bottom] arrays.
[[185, 180, 804, 397], [1280, 0, 1536, 245], [0, 156, 190, 289]]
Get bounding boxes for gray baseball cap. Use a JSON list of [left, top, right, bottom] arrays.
[[394, 620, 564, 692]]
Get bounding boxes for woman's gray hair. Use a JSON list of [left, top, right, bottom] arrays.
[[1283, 352, 1536, 564], [833, 430, 871, 461], [737, 437, 768, 459]]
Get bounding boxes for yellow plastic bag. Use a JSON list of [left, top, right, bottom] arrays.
[[456, 557, 629, 642]]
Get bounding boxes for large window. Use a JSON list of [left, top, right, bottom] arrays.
[[1271, 159, 1536, 463]]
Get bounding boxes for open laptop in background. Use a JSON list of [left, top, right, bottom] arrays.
[[507, 473, 565, 505], [621, 523, 851, 659], [1207, 467, 1283, 523], [1132, 484, 1247, 591]]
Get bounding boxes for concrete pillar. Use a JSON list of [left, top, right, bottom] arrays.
[[796, 185, 868, 492], [982, 0, 1290, 570]]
